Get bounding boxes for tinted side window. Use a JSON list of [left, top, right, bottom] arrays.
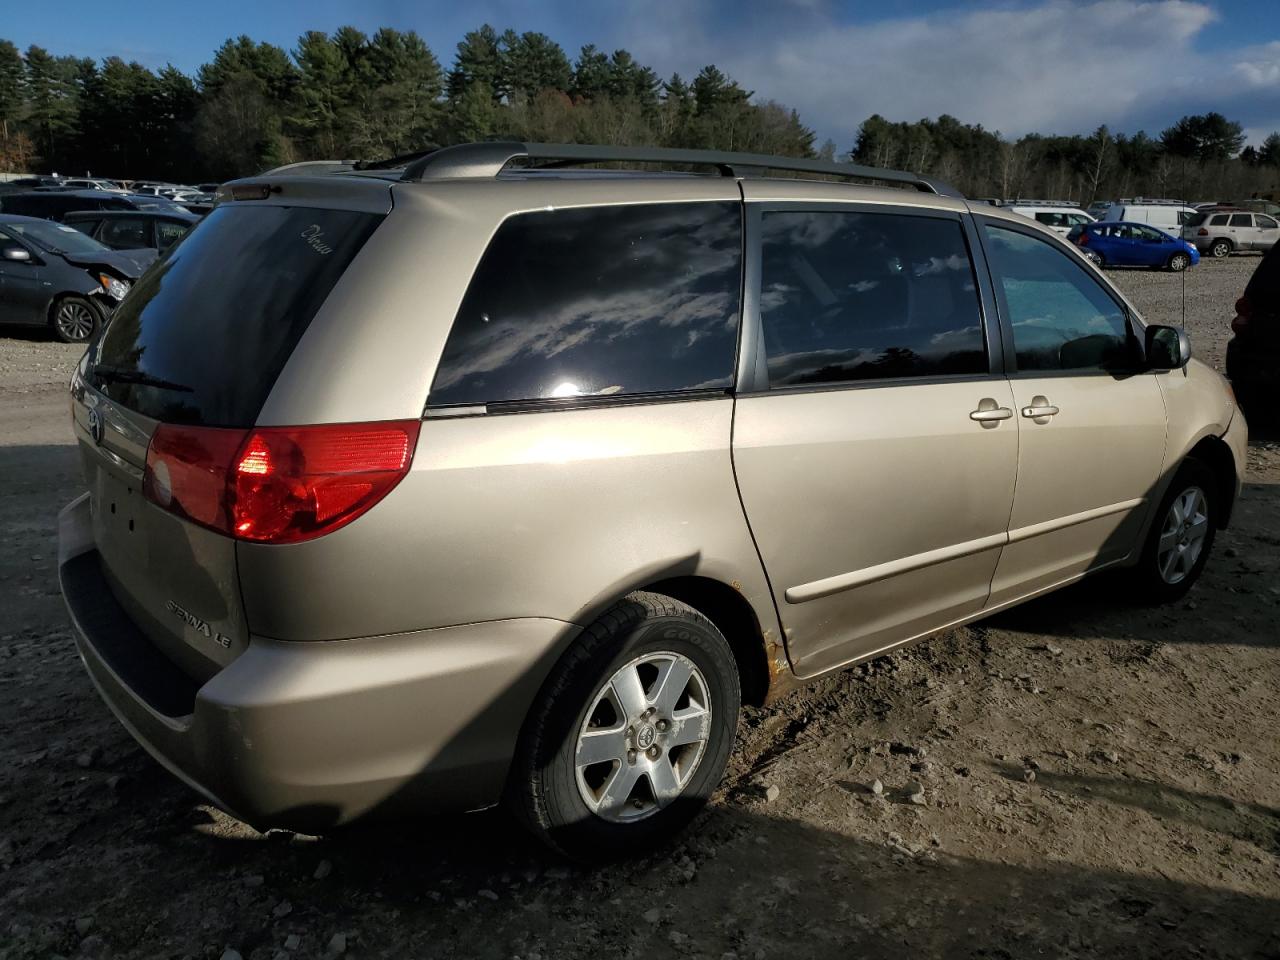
[[758, 210, 986, 387], [100, 218, 149, 248], [983, 224, 1131, 373], [1257, 216, 1278, 230], [1210, 214, 1229, 226], [155, 220, 189, 249], [1230, 214, 1253, 227], [430, 202, 742, 407]]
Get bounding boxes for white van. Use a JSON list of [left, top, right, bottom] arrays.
[[1005, 204, 1094, 236], [1099, 201, 1198, 236]]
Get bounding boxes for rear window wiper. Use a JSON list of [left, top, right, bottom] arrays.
[[93, 366, 194, 393]]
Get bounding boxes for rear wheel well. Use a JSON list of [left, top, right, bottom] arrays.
[[645, 576, 772, 707], [1185, 436, 1237, 527]]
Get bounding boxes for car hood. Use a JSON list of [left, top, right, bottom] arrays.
[[61, 247, 156, 278]]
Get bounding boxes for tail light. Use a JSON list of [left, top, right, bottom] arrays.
[[1232, 295, 1251, 334], [143, 420, 420, 544], [1076, 232, 1089, 246], [1198, 227, 1209, 236]]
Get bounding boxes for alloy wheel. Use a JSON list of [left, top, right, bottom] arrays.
[[55, 301, 96, 341], [574, 652, 711, 823], [1157, 486, 1209, 585]]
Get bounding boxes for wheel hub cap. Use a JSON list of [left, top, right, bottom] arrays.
[[574, 652, 712, 823], [1157, 486, 1208, 585]]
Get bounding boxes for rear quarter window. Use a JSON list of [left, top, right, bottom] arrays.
[[429, 202, 742, 408]]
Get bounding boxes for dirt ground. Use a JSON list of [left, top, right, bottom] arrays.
[[1, 256, 1277, 960]]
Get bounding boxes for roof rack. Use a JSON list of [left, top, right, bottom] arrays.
[[398, 141, 962, 198], [260, 160, 357, 176]]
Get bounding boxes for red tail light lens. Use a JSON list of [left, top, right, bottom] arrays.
[[144, 420, 420, 544], [1076, 232, 1089, 245], [1198, 227, 1209, 236]]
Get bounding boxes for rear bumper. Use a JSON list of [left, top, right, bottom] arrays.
[[58, 493, 575, 831]]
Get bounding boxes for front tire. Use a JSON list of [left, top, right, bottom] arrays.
[[1167, 252, 1191, 272], [1132, 459, 1217, 604], [1210, 239, 1232, 259], [50, 295, 102, 343], [507, 592, 740, 861]]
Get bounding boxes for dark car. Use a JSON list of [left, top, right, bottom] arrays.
[[0, 214, 155, 342], [1227, 243, 1279, 424], [63, 209, 198, 253], [1066, 220, 1200, 271], [0, 190, 186, 222]]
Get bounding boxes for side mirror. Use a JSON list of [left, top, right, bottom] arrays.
[[2, 245, 32, 262], [1146, 324, 1191, 370]]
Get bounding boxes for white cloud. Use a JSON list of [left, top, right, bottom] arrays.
[[616, 0, 1278, 145]]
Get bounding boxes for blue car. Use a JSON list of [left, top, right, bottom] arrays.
[[1067, 220, 1200, 271]]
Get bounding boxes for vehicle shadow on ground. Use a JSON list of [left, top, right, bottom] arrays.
[[987, 763, 1280, 846], [62, 783, 1280, 959]]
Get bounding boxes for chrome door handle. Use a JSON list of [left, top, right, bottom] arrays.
[[970, 403, 1014, 422], [1021, 395, 1060, 419]]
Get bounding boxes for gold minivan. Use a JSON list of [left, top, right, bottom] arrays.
[[59, 143, 1246, 859]]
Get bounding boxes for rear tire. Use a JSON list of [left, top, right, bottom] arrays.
[[1210, 239, 1233, 259], [1083, 249, 1104, 267], [1131, 459, 1217, 604], [49, 295, 102, 343], [1167, 252, 1191, 272], [507, 592, 740, 862]]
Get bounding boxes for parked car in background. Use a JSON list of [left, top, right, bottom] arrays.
[[0, 190, 188, 222], [1006, 203, 1094, 236], [1227, 242, 1279, 422], [1098, 200, 1198, 236], [196, 183, 222, 193], [63, 209, 198, 253], [1183, 210, 1279, 259], [61, 178, 126, 192], [0, 214, 155, 342], [57, 142, 1245, 861], [1068, 221, 1199, 271]]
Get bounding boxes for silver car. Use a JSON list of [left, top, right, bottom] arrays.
[[59, 142, 1247, 860], [1184, 210, 1280, 258]]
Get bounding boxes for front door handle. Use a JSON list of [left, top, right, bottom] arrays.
[[970, 398, 1014, 424], [1021, 395, 1060, 419]]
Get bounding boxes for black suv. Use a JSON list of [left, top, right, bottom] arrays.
[[1227, 243, 1279, 424], [63, 209, 198, 252]]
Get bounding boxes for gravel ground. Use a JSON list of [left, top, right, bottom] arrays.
[[0, 259, 1277, 960]]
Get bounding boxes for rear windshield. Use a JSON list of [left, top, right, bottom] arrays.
[[88, 204, 383, 426]]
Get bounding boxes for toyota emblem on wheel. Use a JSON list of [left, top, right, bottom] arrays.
[[86, 407, 104, 446]]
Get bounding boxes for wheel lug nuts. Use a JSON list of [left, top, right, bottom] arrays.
[[647, 745, 660, 759], [656, 719, 669, 732], [627, 749, 637, 763]]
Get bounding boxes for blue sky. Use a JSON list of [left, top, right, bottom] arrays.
[[4, 0, 1279, 145]]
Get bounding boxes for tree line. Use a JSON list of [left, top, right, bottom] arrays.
[[0, 26, 1277, 203]]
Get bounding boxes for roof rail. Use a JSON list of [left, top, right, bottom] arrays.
[[399, 141, 962, 198], [259, 159, 357, 176]]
